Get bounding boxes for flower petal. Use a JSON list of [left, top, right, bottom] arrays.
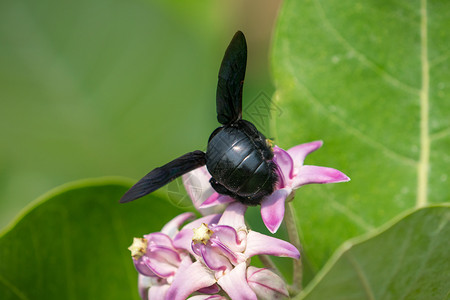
[[260, 188, 290, 233], [212, 225, 245, 253], [134, 258, 158, 277], [217, 262, 257, 300], [292, 165, 350, 188], [187, 296, 227, 300], [245, 230, 300, 259], [183, 214, 222, 230], [200, 194, 235, 208], [197, 283, 221, 294], [172, 229, 195, 254], [144, 232, 176, 250], [166, 261, 216, 300], [247, 267, 289, 300], [173, 214, 222, 253], [194, 242, 234, 272], [183, 166, 226, 215], [218, 202, 247, 230], [272, 146, 294, 185], [161, 212, 195, 238], [148, 284, 170, 300], [183, 166, 213, 203], [287, 140, 323, 170], [138, 274, 153, 300], [141, 253, 178, 278]]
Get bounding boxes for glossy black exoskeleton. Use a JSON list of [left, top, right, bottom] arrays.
[[120, 31, 278, 205], [206, 120, 277, 205]]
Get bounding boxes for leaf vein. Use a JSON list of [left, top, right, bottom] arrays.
[[313, 186, 374, 231], [286, 71, 417, 167], [397, 215, 445, 299], [344, 252, 376, 300], [429, 51, 450, 68], [314, 0, 419, 95], [417, 0, 430, 208], [378, 225, 413, 299], [430, 127, 450, 142], [0, 274, 29, 300]]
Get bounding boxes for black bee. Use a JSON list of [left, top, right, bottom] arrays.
[[120, 31, 278, 206]]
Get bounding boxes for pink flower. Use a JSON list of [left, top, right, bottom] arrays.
[[190, 141, 350, 233], [130, 212, 221, 300], [166, 203, 299, 300]]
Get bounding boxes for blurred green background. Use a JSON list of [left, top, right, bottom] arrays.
[[0, 0, 282, 229]]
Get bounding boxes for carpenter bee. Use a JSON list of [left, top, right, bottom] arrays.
[[120, 31, 278, 206]]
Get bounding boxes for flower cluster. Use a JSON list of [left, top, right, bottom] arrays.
[[132, 203, 297, 300], [129, 141, 349, 300]]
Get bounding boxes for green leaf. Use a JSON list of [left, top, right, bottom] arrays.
[[296, 205, 450, 300], [0, 0, 222, 228], [271, 0, 450, 273], [0, 178, 186, 299]]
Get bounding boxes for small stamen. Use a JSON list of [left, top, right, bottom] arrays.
[[128, 237, 148, 260], [192, 223, 214, 245]]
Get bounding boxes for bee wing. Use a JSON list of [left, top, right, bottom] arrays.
[[120, 150, 206, 203], [216, 31, 247, 125]]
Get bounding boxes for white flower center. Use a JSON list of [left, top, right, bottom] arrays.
[[192, 223, 214, 245], [128, 237, 148, 260]]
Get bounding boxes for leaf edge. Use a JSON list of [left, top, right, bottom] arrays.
[[296, 202, 450, 299], [0, 176, 141, 238]]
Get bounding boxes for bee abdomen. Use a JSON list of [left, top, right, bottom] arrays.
[[205, 123, 278, 205], [226, 150, 264, 192]]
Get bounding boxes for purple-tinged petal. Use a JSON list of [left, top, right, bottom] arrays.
[[292, 165, 350, 188], [138, 274, 153, 300], [197, 283, 221, 294], [287, 140, 323, 170], [217, 262, 257, 300], [245, 231, 300, 259], [134, 258, 157, 277], [247, 267, 288, 300], [147, 245, 181, 263], [212, 225, 245, 253], [272, 146, 294, 185], [183, 166, 227, 215], [141, 254, 178, 278], [148, 283, 170, 300], [200, 194, 235, 208], [211, 238, 247, 266], [260, 188, 291, 233], [194, 242, 234, 272], [182, 214, 222, 230], [200, 192, 219, 207], [144, 233, 175, 250], [166, 261, 216, 300], [187, 296, 227, 300], [172, 229, 195, 254], [218, 202, 247, 230], [191, 241, 203, 257], [161, 212, 195, 238], [183, 166, 213, 202], [172, 254, 193, 277]]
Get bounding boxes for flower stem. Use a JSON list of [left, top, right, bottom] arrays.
[[285, 201, 302, 295]]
